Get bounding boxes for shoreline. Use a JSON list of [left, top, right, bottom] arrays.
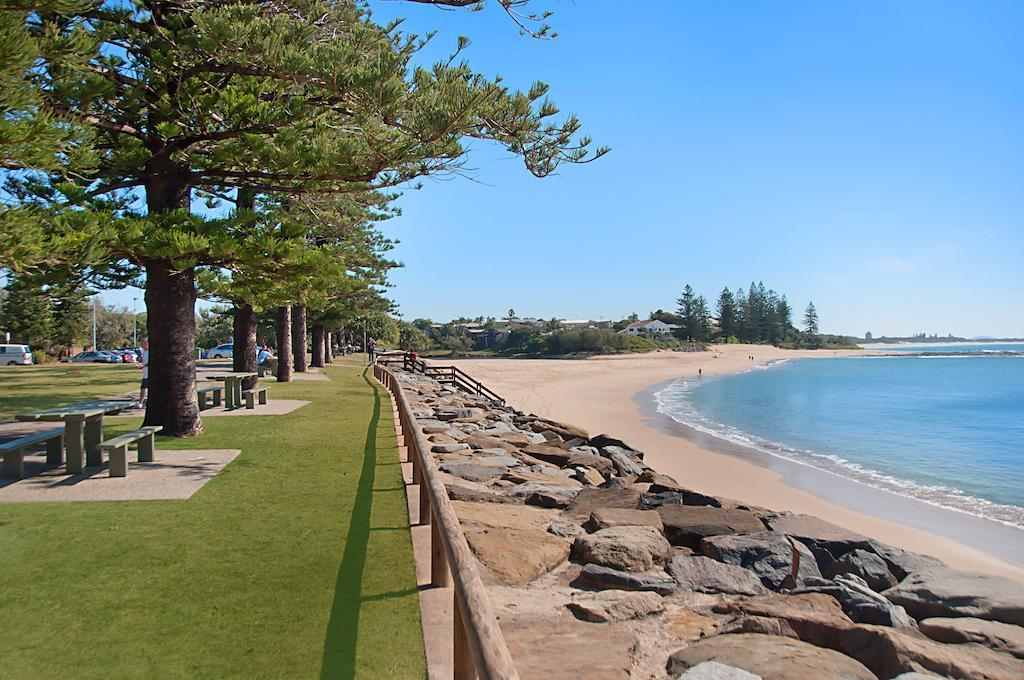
[[451, 344, 1024, 584]]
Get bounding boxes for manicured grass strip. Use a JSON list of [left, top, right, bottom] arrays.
[[0, 364, 141, 420], [0, 359, 425, 679]]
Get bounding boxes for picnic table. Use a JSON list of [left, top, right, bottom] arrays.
[[206, 372, 258, 410], [15, 399, 135, 474]]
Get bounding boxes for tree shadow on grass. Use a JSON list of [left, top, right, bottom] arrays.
[[319, 370, 381, 679]]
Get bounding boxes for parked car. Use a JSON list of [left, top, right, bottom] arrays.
[[70, 351, 116, 364], [116, 348, 138, 362], [0, 344, 33, 365], [210, 342, 233, 359]]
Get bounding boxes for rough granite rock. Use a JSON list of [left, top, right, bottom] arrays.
[[601, 446, 646, 476], [527, 418, 589, 441], [711, 592, 855, 642], [657, 506, 767, 549], [919, 616, 1024, 659], [431, 442, 471, 454], [676, 661, 762, 679], [445, 483, 521, 504], [572, 465, 607, 487], [566, 590, 665, 622], [824, 547, 898, 592], [562, 488, 644, 521], [507, 482, 581, 503], [523, 444, 614, 473], [572, 525, 671, 572], [501, 613, 634, 680], [666, 608, 721, 641], [642, 489, 723, 510], [438, 460, 507, 482], [588, 433, 642, 457], [791, 575, 916, 628], [454, 501, 570, 585], [548, 520, 585, 539], [834, 624, 1024, 680], [701, 531, 821, 590], [666, 633, 875, 680], [717, 615, 798, 638], [883, 567, 1024, 626], [867, 540, 946, 581], [463, 435, 518, 452], [762, 512, 873, 573], [584, 508, 664, 533], [572, 563, 677, 595], [668, 554, 768, 596]]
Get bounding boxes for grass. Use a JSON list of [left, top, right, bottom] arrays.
[[0, 357, 425, 678], [0, 364, 141, 420]]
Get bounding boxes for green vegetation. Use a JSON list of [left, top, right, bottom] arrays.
[[0, 364, 140, 419], [0, 359, 425, 678]]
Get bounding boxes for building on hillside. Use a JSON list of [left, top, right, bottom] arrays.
[[620, 319, 679, 336]]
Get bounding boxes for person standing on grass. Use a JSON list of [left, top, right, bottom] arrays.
[[367, 337, 377, 365], [137, 340, 150, 407]]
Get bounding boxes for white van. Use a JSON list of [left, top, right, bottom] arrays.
[[0, 344, 33, 365]]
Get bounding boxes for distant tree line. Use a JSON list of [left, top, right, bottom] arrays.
[[648, 282, 843, 349]]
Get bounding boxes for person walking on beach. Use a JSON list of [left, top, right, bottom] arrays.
[[137, 340, 150, 408], [698, 368, 702, 378], [367, 337, 377, 365]]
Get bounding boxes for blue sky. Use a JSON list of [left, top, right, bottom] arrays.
[[107, 1, 1024, 337]]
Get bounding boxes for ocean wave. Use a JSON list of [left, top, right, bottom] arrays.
[[653, 377, 1024, 531]]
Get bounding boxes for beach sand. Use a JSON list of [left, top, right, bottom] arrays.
[[452, 344, 1024, 583]]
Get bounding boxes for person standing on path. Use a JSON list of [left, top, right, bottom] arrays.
[[367, 337, 377, 365], [137, 340, 150, 407]]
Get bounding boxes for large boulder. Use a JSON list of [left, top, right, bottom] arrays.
[[824, 548, 898, 592], [669, 554, 768, 596], [677, 661, 761, 679], [762, 513, 873, 572], [572, 525, 671, 572], [588, 433, 641, 456], [666, 633, 875, 680], [601, 446, 645, 477], [454, 501, 570, 585], [562, 487, 643, 521], [566, 590, 665, 623], [643, 486, 722, 508], [866, 540, 946, 581], [501, 612, 634, 680], [701, 532, 821, 590], [712, 592, 855, 646], [883, 567, 1024, 626], [527, 418, 589, 441], [920, 617, 1024, 659], [438, 460, 506, 483], [791, 575, 917, 628], [523, 444, 613, 474], [834, 624, 1024, 680], [657, 506, 766, 549], [572, 563, 677, 595], [584, 508, 664, 533], [463, 434, 518, 452]]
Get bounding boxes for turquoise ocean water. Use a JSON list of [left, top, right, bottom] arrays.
[[654, 346, 1024, 530]]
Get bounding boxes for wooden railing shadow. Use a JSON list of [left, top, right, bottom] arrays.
[[373, 362, 519, 680]]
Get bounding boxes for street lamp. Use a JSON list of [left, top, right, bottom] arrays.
[[132, 297, 138, 347], [91, 297, 97, 350]]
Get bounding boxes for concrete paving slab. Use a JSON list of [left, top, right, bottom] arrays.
[[0, 449, 240, 502]]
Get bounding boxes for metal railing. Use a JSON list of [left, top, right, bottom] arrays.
[[373, 364, 519, 680], [376, 352, 506, 406]]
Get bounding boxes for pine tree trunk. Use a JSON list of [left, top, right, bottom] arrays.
[[292, 304, 307, 372], [324, 331, 333, 363], [311, 323, 325, 367], [233, 302, 258, 390], [276, 305, 292, 382], [143, 260, 202, 436]]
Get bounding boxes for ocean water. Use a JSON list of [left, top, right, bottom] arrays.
[[654, 353, 1024, 530]]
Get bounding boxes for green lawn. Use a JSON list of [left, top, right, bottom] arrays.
[[0, 358, 425, 678], [0, 363, 141, 420]]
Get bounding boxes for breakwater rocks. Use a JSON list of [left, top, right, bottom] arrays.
[[393, 368, 1024, 679]]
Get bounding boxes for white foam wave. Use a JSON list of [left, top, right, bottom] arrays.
[[653, 377, 1024, 531]]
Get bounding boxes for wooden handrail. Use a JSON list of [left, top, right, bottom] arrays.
[[375, 352, 506, 406], [373, 364, 519, 680]]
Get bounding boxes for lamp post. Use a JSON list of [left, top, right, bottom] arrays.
[[91, 297, 97, 350], [132, 297, 138, 347]]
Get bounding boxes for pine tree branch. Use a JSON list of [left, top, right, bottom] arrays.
[[43, 104, 147, 141]]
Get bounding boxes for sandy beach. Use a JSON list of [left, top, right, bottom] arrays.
[[452, 344, 1024, 583]]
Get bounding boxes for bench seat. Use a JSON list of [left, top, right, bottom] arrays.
[[241, 386, 269, 409], [197, 385, 224, 410], [1, 428, 65, 479], [98, 426, 163, 477]]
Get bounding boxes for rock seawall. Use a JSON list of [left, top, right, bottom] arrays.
[[392, 366, 1024, 679]]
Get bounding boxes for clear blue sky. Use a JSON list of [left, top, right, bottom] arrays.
[[110, 1, 1024, 337]]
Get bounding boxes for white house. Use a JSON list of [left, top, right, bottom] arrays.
[[621, 320, 679, 336]]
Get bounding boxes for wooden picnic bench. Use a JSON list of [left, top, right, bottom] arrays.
[[1, 428, 65, 479], [241, 386, 269, 409], [197, 385, 224, 410], [98, 426, 162, 477]]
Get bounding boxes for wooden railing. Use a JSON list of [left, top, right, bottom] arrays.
[[376, 352, 506, 406], [373, 364, 519, 680]]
